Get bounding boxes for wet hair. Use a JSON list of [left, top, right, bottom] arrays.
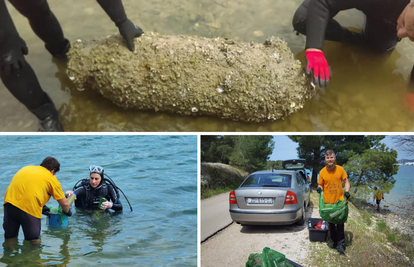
[[40, 157, 60, 173], [325, 150, 335, 157]]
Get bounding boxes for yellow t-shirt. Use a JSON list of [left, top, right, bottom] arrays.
[[318, 165, 347, 204], [4, 166, 66, 219], [374, 190, 383, 200]]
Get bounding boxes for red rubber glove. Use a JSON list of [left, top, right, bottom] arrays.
[[405, 92, 414, 113], [305, 50, 330, 88]]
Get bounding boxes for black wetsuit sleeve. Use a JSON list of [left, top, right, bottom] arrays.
[[306, 0, 360, 49], [74, 187, 86, 199], [0, 0, 19, 35], [96, 0, 128, 27], [408, 65, 414, 93], [108, 185, 123, 211]]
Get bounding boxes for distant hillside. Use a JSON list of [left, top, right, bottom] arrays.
[[398, 159, 414, 164]]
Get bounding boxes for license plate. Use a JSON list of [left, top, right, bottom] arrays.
[[246, 197, 273, 204]]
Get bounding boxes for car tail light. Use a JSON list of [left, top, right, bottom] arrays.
[[229, 190, 237, 204], [284, 191, 297, 204]]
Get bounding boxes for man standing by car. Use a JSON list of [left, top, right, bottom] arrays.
[[317, 150, 350, 254], [3, 156, 71, 250]]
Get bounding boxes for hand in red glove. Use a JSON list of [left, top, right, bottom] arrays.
[[305, 49, 330, 88], [405, 92, 414, 113]]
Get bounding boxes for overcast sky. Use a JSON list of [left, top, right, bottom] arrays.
[[269, 135, 414, 161]]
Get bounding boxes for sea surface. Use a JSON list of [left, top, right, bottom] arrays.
[[371, 165, 414, 217], [0, 135, 197, 266]]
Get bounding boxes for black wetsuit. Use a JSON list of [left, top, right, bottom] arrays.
[[0, 0, 131, 126], [292, 0, 414, 82], [74, 183, 123, 211], [293, 0, 409, 50]]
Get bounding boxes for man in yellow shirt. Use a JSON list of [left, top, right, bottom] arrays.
[[3, 157, 71, 248], [317, 150, 351, 254], [373, 186, 385, 213]]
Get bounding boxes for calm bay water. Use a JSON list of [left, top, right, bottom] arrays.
[[0, 135, 197, 266], [380, 165, 414, 217]]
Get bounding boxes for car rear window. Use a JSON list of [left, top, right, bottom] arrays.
[[240, 174, 292, 188]]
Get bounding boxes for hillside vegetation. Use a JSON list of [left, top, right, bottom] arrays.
[[201, 163, 248, 199]]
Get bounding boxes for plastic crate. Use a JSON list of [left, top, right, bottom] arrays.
[[308, 218, 328, 242]]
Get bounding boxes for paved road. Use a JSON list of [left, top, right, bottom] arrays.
[[201, 191, 233, 242], [201, 199, 319, 267]]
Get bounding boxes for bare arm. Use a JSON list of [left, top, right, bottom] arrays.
[[57, 198, 70, 213], [344, 178, 350, 192]]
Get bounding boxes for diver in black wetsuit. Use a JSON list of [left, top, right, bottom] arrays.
[[66, 166, 123, 211], [292, 0, 414, 90], [0, 0, 143, 131]]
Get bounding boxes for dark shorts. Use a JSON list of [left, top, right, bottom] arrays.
[[376, 199, 381, 205], [3, 203, 41, 240]]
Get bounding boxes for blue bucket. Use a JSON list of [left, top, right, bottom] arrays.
[[48, 213, 68, 228]]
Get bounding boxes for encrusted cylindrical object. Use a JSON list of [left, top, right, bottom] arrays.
[[67, 32, 314, 122]]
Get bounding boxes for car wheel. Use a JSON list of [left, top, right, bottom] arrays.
[[296, 202, 306, 225]]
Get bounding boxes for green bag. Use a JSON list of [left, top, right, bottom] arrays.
[[245, 247, 294, 267], [319, 192, 348, 224]]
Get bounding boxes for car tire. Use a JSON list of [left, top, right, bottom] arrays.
[[296, 202, 306, 225]]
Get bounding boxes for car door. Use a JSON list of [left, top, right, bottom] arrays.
[[295, 171, 306, 206]]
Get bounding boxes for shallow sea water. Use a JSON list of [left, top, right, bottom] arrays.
[[2, 0, 414, 131], [374, 165, 414, 217], [0, 135, 197, 266]]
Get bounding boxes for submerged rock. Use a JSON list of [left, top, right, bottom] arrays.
[[67, 32, 314, 122]]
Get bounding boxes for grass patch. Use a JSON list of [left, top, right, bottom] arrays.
[[359, 209, 372, 226], [376, 220, 387, 232], [375, 220, 414, 261]]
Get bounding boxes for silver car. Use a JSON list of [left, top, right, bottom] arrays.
[[229, 159, 311, 225]]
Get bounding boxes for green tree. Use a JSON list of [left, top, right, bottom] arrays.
[[288, 135, 327, 186], [265, 160, 283, 170], [288, 135, 386, 187], [343, 144, 398, 195], [201, 135, 235, 163], [216, 136, 236, 164], [229, 136, 274, 173], [201, 135, 220, 162], [324, 135, 385, 165]]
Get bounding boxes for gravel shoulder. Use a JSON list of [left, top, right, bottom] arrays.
[[201, 200, 320, 267]]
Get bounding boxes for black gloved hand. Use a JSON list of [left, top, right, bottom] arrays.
[[42, 206, 50, 216], [316, 187, 322, 195], [118, 19, 144, 51], [0, 30, 28, 76], [64, 208, 72, 217], [345, 192, 350, 200]]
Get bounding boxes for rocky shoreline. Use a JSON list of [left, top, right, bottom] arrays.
[[355, 201, 414, 239]]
